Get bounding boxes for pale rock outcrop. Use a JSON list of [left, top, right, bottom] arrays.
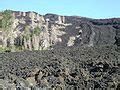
[[67, 36, 76, 46], [32, 35, 40, 50], [50, 24, 66, 46], [23, 12, 26, 17], [19, 18, 26, 24], [12, 19, 19, 28], [39, 19, 50, 50], [26, 77, 36, 86], [23, 37, 27, 50], [58, 16, 62, 24], [58, 16, 65, 24], [36, 13, 40, 21], [40, 30, 50, 50], [29, 12, 36, 20], [62, 16, 65, 24], [0, 16, 2, 19]]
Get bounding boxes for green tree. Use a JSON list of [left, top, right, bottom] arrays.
[[2, 10, 12, 34], [32, 26, 41, 36], [23, 25, 31, 40], [31, 26, 41, 50], [1, 10, 13, 48]]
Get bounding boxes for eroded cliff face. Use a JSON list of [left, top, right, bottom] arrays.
[[0, 11, 120, 51]]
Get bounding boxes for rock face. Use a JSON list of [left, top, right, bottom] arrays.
[[0, 11, 120, 51]]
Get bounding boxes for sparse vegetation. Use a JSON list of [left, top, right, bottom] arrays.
[[32, 26, 41, 36], [1, 10, 14, 49], [1, 10, 12, 34], [0, 47, 11, 52]]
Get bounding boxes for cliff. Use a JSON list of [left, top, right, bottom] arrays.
[[0, 11, 120, 52]]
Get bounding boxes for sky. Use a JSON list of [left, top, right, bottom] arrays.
[[0, 0, 120, 19]]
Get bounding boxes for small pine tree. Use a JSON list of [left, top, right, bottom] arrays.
[[33, 26, 41, 36], [23, 25, 31, 40], [2, 10, 13, 34], [1, 10, 13, 48]]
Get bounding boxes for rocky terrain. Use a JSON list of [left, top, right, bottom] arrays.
[[0, 45, 120, 89], [0, 10, 120, 89]]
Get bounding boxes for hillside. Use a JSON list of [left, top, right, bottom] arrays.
[[0, 10, 120, 52]]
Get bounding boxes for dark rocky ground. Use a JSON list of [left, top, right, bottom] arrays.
[[0, 45, 120, 89]]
